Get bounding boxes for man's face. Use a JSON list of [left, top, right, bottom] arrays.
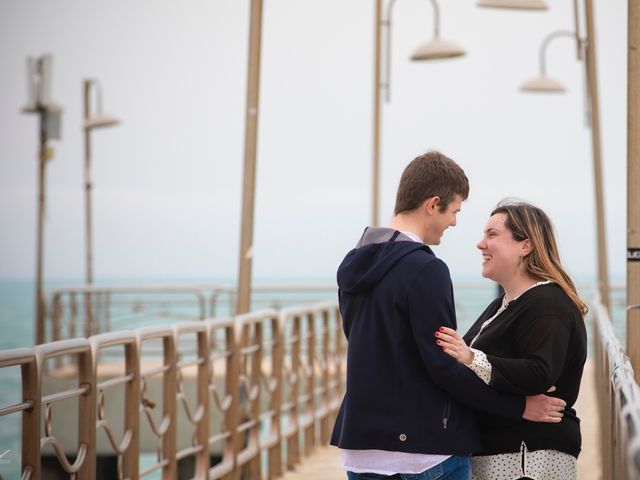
[[424, 194, 463, 245]]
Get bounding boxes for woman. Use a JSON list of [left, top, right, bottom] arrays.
[[435, 201, 587, 480]]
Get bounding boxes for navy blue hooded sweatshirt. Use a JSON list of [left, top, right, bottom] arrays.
[[330, 227, 526, 455]]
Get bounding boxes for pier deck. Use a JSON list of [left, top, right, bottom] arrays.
[[282, 359, 601, 480]]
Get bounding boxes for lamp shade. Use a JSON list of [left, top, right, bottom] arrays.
[[84, 114, 120, 130], [410, 38, 466, 61], [520, 75, 566, 92], [477, 0, 548, 9]]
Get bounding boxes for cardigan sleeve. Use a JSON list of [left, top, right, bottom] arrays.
[[406, 258, 525, 419], [468, 348, 492, 384], [486, 312, 571, 395]]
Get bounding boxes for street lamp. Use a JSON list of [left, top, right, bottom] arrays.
[[372, 0, 465, 226], [515, 0, 611, 312], [519, 30, 582, 93], [22, 54, 63, 346], [82, 78, 120, 335], [477, 0, 548, 10]]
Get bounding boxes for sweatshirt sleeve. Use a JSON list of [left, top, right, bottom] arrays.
[[486, 312, 571, 395], [407, 258, 525, 420]]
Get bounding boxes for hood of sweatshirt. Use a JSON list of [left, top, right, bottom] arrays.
[[337, 227, 431, 295]]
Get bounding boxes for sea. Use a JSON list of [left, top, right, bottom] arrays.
[[0, 277, 628, 479]]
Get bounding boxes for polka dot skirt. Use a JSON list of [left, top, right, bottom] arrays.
[[471, 442, 576, 480]]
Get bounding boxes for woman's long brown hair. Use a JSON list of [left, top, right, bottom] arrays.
[[492, 200, 588, 316]]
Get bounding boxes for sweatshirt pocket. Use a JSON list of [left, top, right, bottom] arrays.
[[442, 400, 451, 430]]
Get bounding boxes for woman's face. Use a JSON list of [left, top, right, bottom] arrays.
[[476, 213, 529, 284]]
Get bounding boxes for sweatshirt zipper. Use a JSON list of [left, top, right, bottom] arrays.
[[442, 400, 451, 429]]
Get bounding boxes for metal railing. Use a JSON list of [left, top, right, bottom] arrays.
[[593, 296, 640, 479], [0, 300, 345, 480], [43, 284, 338, 344]]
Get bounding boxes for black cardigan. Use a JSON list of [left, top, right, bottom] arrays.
[[463, 283, 587, 458]]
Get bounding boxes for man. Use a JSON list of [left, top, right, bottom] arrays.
[[330, 151, 565, 480]]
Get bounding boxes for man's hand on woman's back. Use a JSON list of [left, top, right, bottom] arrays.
[[523, 388, 566, 423]]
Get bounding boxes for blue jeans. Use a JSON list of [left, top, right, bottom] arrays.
[[347, 456, 471, 480]]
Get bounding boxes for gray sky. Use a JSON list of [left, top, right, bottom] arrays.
[[0, 0, 628, 284]]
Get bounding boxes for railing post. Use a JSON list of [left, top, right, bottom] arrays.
[[21, 352, 42, 479], [124, 335, 141, 480], [78, 342, 97, 480], [248, 321, 262, 480], [303, 313, 316, 456], [319, 309, 331, 444], [227, 319, 242, 480], [105, 292, 112, 333], [163, 332, 178, 480], [268, 314, 284, 479], [52, 293, 63, 342], [193, 325, 211, 478], [288, 314, 301, 469]]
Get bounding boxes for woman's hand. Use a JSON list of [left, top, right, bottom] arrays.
[[435, 327, 474, 365]]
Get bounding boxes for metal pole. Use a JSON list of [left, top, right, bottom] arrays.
[[627, 0, 640, 381], [83, 81, 93, 288], [235, 0, 264, 315], [83, 80, 94, 336], [584, 0, 611, 311], [372, 0, 382, 227], [35, 109, 47, 345]]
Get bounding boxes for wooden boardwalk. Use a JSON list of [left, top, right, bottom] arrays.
[[283, 360, 601, 480]]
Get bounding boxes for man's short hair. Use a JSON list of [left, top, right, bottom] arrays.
[[394, 151, 469, 215]]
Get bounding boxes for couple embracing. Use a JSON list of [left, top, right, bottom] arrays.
[[330, 151, 587, 480]]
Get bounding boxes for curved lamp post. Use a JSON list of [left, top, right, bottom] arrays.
[[477, 0, 547, 10], [517, 2, 610, 312], [372, 0, 465, 226], [83, 79, 120, 335], [520, 30, 582, 93]]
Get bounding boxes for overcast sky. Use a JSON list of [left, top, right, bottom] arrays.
[[0, 0, 628, 286]]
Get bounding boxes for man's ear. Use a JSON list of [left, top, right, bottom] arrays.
[[423, 196, 440, 216]]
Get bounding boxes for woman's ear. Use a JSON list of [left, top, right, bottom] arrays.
[[521, 238, 533, 256]]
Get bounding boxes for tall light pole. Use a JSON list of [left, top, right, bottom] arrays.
[[627, 0, 640, 381], [372, 0, 465, 226], [583, 0, 611, 313], [236, 0, 264, 315], [22, 54, 63, 346], [83, 78, 120, 335], [515, 1, 611, 311]]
